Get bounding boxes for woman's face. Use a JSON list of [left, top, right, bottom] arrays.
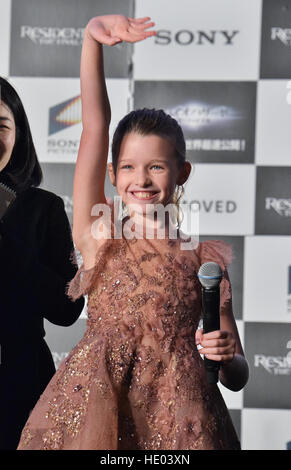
[[0, 101, 16, 172]]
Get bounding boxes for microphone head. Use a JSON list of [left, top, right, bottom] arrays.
[[198, 262, 223, 289]]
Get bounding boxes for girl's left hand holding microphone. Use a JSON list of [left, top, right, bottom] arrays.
[[195, 328, 236, 364]]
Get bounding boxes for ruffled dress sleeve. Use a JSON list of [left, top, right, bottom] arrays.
[[65, 201, 116, 302], [65, 239, 113, 302], [196, 239, 234, 317]]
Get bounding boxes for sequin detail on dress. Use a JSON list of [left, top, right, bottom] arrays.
[[17, 211, 240, 450]]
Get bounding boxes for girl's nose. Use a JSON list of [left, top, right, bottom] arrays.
[[136, 170, 151, 187]]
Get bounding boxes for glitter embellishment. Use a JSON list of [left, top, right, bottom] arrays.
[[17, 237, 240, 451]]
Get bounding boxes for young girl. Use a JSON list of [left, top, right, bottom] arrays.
[[17, 14, 248, 451]]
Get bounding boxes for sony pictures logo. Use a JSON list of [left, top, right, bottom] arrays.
[[254, 341, 291, 375], [49, 96, 81, 135], [47, 96, 81, 156], [20, 25, 84, 46]]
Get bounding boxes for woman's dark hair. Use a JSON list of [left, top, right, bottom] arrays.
[[111, 108, 186, 176], [0, 76, 42, 193]]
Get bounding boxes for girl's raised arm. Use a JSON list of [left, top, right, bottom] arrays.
[[72, 15, 156, 253]]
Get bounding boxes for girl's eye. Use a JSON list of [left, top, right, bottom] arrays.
[[121, 165, 163, 169], [121, 165, 132, 169]]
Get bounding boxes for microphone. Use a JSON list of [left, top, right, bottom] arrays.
[[198, 261, 223, 384]]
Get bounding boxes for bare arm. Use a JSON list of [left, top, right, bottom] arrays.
[[218, 312, 249, 392], [72, 15, 156, 255], [72, 24, 111, 250]]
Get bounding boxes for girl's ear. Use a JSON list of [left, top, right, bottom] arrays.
[[176, 161, 192, 186], [108, 163, 116, 186]]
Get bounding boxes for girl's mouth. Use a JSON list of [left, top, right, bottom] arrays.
[[129, 191, 159, 201]]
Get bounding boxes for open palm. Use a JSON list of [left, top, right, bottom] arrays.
[[87, 15, 156, 46]]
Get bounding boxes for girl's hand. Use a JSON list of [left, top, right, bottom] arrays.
[[86, 15, 156, 46], [195, 328, 236, 364]]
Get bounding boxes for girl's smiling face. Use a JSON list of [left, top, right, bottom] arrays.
[[0, 101, 16, 172], [110, 132, 181, 217]]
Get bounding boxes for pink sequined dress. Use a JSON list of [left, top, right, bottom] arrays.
[[17, 209, 240, 450]]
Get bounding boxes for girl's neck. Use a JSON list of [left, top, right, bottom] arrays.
[[122, 211, 180, 240]]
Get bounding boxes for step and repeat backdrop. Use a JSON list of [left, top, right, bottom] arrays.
[[1, 0, 291, 450]]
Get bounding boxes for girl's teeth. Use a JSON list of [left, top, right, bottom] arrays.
[[133, 192, 156, 198]]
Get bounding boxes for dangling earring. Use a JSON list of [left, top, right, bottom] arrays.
[[121, 200, 129, 219], [172, 184, 185, 228], [116, 197, 127, 221]]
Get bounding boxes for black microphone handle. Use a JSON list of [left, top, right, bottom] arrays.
[[202, 286, 221, 384]]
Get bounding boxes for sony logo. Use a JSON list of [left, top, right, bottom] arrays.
[[155, 29, 239, 46]]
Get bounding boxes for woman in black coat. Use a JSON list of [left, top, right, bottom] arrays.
[[0, 77, 85, 449]]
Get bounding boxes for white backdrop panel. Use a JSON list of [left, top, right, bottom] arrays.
[[244, 236, 291, 322], [181, 164, 256, 235], [242, 409, 291, 450], [256, 80, 291, 165], [8, 77, 130, 162], [134, 0, 262, 80]]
